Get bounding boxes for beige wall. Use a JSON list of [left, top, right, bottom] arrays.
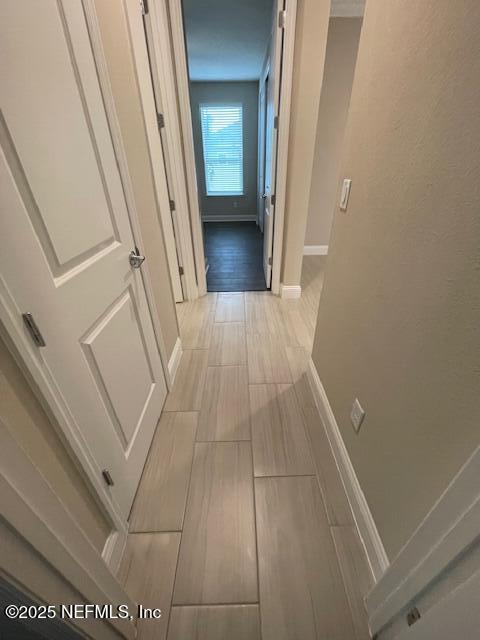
[[312, 0, 480, 559], [0, 334, 109, 552], [190, 81, 259, 221], [305, 18, 362, 248], [94, 0, 179, 360], [281, 0, 331, 286]]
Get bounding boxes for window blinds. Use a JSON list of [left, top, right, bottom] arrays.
[[199, 103, 244, 196]]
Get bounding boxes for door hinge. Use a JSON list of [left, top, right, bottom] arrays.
[[406, 607, 421, 627], [271, 194, 276, 206], [22, 313, 46, 347], [157, 112, 165, 129], [268, 256, 272, 266], [169, 199, 176, 211], [140, 0, 149, 15], [274, 115, 279, 129], [278, 10, 286, 29], [179, 265, 184, 276], [102, 469, 114, 487]]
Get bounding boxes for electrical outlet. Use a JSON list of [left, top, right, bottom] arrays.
[[340, 178, 352, 211], [350, 398, 365, 433]]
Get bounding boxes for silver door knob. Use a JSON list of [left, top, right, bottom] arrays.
[[129, 247, 146, 269]]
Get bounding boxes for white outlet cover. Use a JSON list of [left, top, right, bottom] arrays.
[[350, 398, 365, 433], [340, 178, 352, 211]]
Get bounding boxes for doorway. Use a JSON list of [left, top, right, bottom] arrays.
[[181, 0, 282, 292]]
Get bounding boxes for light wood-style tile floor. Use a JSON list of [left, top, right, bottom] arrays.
[[120, 256, 373, 639]]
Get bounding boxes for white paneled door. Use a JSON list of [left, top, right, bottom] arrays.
[[263, 0, 284, 288], [0, 1, 167, 519]]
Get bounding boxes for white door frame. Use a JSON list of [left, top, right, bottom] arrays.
[[270, 0, 297, 296], [366, 444, 480, 638], [120, 0, 182, 303], [0, 0, 173, 567], [257, 57, 269, 232], [164, 0, 297, 296], [167, 0, 207, 297], [136, 0, 199, 301]]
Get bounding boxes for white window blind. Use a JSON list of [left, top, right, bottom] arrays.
[[199, 103, 244, 196]]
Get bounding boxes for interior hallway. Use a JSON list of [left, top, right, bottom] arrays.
[[120, 256, 373, 639]]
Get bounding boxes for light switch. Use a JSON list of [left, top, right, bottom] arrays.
[[340, 178, 352, 211]]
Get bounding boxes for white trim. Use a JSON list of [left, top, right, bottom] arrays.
[[257, 54, 270, 232], [202, 215, 257, 223], [271, 0, 297, 296], [168, 337, 183, 384], [165, 0, 296, 298], [303, 244, 329, 255], [366, 443, 480, 636], [122, 0, 184, 303], [168, 0, 207, 297], [141, 0, 199, 301], [0, 416, 135, 639], [307, 358, 390, 582], [280, 284, 302, 299]]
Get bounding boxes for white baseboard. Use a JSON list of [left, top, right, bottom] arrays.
[[307, 358, 389, 582], [202, 215, 257, 223], [303, 244, 328, 255], [168, 337, 182, 385], [280, 284, 302, 299]]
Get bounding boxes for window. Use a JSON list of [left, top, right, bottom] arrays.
[[199, 103, 244, 196]]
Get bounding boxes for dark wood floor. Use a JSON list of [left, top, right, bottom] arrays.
[[204, 221, 267, 292]]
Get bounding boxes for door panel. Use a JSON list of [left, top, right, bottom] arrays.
[[258, 77, 268, 233], [0, 2, 116, 268], [263, 0, 284, 288], [0, 0, 167, 519], [143, 13, 184, 302], [81, 289, 154, 448]]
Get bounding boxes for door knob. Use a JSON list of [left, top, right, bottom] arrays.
[[129, 246, 146, 269]]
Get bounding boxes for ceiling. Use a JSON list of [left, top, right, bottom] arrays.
[[183, 0, 365, 82], [183, 0, 274, 82]]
